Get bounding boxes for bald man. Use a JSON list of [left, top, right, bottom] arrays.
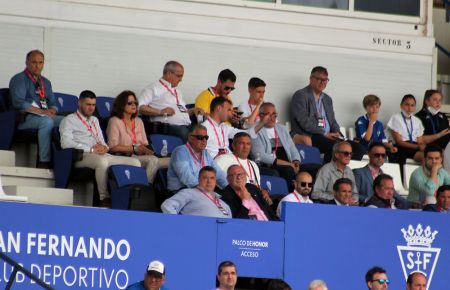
[[277, 171, 313, 218]]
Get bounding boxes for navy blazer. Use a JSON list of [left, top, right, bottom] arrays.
[[290, 85, 340, 136], [422, 204, 439, 212]]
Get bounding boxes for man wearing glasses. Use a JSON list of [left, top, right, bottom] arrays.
[[365, 266, 390, 290], [162, 166, 231, 218], [221, 165, 278, 221], [126, 260, 169, 290], [290, 66, 365, 162], [167, 125, 227, 192], [312, 141, 359, 203], [138, 61, 203, 141], [277, 171, 313, 218]]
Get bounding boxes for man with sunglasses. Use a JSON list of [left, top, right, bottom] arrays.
[[277, 171, 313, 217], [167, 124, 227, 192], [365, 266, 390, 290], [138, 61, 203, 141], [290, 66, 365, 162], [312, 141, 359, 203], [162, 166, 231, 218]]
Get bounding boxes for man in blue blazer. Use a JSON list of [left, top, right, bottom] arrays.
[[423, 184, 450, 213]]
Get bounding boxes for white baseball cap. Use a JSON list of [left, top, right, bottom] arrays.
[[147, 260, 165, 276]]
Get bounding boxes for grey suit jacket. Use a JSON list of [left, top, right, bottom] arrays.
[[251, 124, 301, 166], [290, 85, 340, 136]]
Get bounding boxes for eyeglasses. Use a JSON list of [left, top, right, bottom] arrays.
[[300, 182, 313, 188], [373, 153, 387, 159], [260, 112, 278, 118], [312, 76, 330, 83], [191, 135, 209, 141], [228, 173, 246, 179], [338, 151, 352, 157], [372, 279, 390, 285], [127, 101, 138, 106], [224, 86, 235, 91]]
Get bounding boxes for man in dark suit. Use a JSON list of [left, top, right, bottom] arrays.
[[221, 164, 278, 221], [423, 184, 450, 213], [327, 178, 356, 206], [290, 66, 365, 162], [365, 174, 409, 209]]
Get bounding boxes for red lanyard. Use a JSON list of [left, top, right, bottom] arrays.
[[24, 69, 45, 99], [159, 80, 179, 105], [207, 118, 225, 148], [368, 166, 379, 180], [234, 155, 253, 181], [197, 187, 229, 215], [76, 112, 100, 142], [248, 101, 259, 120], [293, 191, 304, 203], [273, 127, 279, 157], [122, 118, 137, 144], [186, 144, 205, 169]]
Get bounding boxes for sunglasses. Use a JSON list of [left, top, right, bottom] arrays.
[[338, 151, 352, 157], [372, 279, 390, 285], [300, 182, 313, 188], [373, 153, 387, 159], [191, 135, 209, 141], [127, 101, 138, 106], [224, 86, 235, 91]]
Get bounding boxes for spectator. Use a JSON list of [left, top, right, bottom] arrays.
[[60, 90, 141, 208], [221, 165, 278, 221], [312, 141, 358, 202], [161, 166, 231, 218], [202, 97, 263, 158], [9, 50, 64, 169], [266, 279, 292, 290], [365, 266, 390, 290], [415, 89, 450, 149], [107, 90, 168, 183], [328, 178, 356, 206], [238, 77, 265, 128], [355, 94, 397, 153], [406, 272, 427, 290], [251, 102, 301, 191], [308, 279, 328, 290], [277, 171, 313, 218], [167, 125, 227, 192], [387, 94, 425, 164], [365, 174, 409, 209], [126, 260, 169, 290], [422, 184, 450, 213], [408, 145, 450, 205], [138, 61, 203, 141], [290, 66, 365, 162], [216, 261, 237, 290]]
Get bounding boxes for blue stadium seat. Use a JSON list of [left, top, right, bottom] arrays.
[[296, 144, 322, 165], [96, 96, 114, 119], [260, 175, 289, 196], [149, 134, 184, 157], [54, 92, 78, 115], [0, 88, 16, 150], [108, 165, 150, 210]]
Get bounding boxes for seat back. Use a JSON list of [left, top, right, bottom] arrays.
[[0, 88, 10, 112], [109, 165, 148, 188], [149, 134, 184, 156], [403, 164, 420, 190], [96, 96, 114, 119], [260, 175, 289, 196], [348, 160, 367, 170], [296, 144, 322, 165], [381, 163, 404, 192], [54, 93, 78, 115]]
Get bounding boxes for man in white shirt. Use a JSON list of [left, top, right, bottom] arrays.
[[60, 90, 141, 207], [238, 77, 265, 129], [277, 171, 313, 217], [138, 61, 203, 141]]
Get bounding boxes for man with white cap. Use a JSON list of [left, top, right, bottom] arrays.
[[127, 260, 168, 290]]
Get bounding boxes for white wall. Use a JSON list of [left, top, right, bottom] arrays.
[[433, 8, 450, 75], [0, 0, 435, 127]]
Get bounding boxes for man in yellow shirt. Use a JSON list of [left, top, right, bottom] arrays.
[[195, 69, 236, 114]]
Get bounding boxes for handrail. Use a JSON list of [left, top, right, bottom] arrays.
[[436, 42, 450, 59], [0, 251, 55, 290]]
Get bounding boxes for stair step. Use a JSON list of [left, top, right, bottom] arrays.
[[0, 150, 15, 167], [0, 166, 54, 188], [3, 186, 73, 205]]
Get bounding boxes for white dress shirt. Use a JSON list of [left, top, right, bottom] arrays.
[[387, 113, 424, 142], [215, 153, 261, 185], [277, 190, 313, 217]]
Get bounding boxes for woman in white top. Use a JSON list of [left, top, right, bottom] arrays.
[[387, 94, 425, 164]]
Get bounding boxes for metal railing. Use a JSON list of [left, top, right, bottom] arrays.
[[0, 251, 54, 290], [436, 42, 450, 58]]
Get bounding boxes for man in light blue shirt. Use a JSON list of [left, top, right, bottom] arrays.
[[167, 124, 227, 192], [162, 166, 231, 218]]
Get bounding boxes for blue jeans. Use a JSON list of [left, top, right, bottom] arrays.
[[18, 114, 64, 162]]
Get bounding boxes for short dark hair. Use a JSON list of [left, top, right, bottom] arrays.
[[424, 144, 443, 158], [218, 69, 236, 83], [248, 77, 266, 89], [333, 178, 353, 192], [373, 174, 393, 192], [401, 94, 416, 105], [368, 142, 386, 153], [79, 90, 96, 100], [436, 185, 450, 199], [422, 89, 441, 110], [365, 266, 386, 285], [232, 132, 251, 144], [311, 66, 328, 76], [217, 261, 236, 275], [406, 272, 426, 285], [111, 90, 138, 119], [199, 166, 216, 177], [26, 50, 44, 61], [267, 279, 292, 290], [210, 96, 232, 112]]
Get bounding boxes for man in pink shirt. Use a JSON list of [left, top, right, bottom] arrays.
[[220, 165, 278, 221]]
